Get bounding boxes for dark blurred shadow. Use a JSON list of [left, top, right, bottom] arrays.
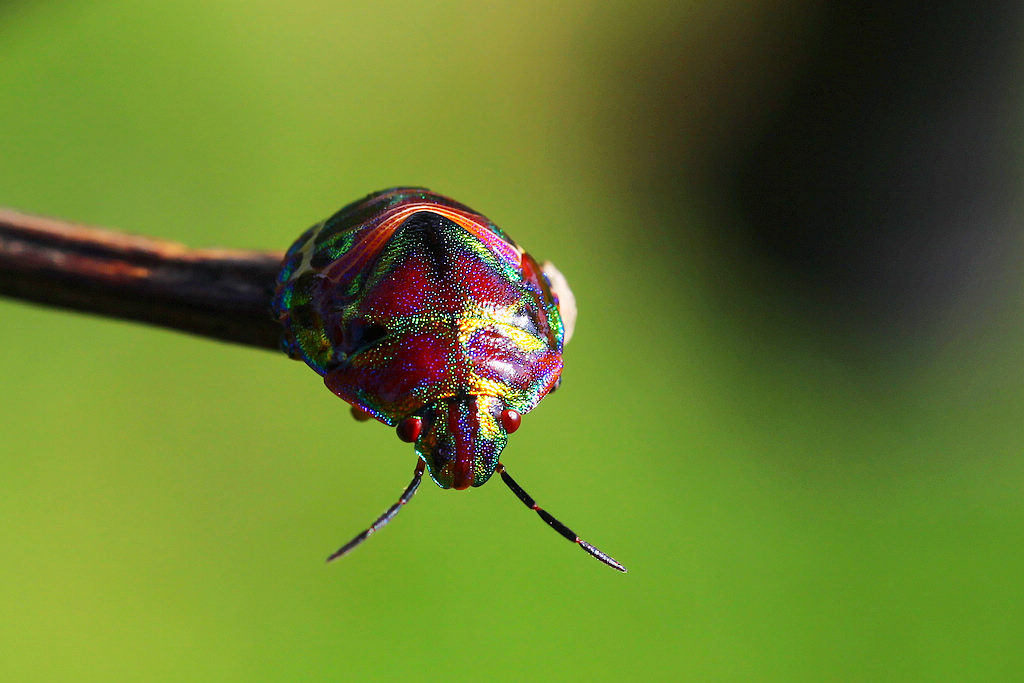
[[604, 2, 1024, 353], [727, 3, 1022, 339]]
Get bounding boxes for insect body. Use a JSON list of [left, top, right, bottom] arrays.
[[273, 188, 624, 571]]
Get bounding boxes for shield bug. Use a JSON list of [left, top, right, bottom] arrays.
[[272, 188, 624, 572]]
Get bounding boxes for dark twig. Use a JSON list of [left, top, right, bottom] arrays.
[[0, 208, 285, 350]]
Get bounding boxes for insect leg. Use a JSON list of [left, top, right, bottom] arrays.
[[326, 460, 426, 562], [497, 463, 626, 572]]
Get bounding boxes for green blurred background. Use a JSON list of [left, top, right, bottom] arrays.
[[2, 1, 1023, 680]]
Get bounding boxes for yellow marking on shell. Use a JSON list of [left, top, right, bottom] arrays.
[[287, 223, 323, 283], [474, 396, 505, 440], [469, 376, 509, 399]]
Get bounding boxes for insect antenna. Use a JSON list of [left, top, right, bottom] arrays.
[[497, 463, 626, 572], [327, 460, 426, 562]]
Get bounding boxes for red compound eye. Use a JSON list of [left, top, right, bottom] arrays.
[[500, 409, 521, 434], [396, 416, 422, 443]]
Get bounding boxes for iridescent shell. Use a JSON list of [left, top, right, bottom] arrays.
[[272, 188, 566, 490]]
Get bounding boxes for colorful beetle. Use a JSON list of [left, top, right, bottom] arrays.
[[272, 188, 624, 571]]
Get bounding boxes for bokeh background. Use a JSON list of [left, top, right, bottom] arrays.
[[2, 1, 1023, 680]]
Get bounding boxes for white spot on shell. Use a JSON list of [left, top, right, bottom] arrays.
[[542, 260, 576, 345]]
